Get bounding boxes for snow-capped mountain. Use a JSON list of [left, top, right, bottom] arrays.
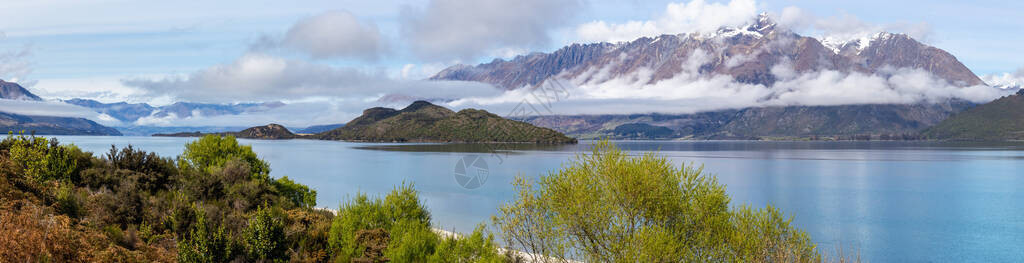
[[429, 14, 994, 139], [431, 13, 984, 90]]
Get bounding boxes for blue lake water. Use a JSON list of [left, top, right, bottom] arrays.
[[48, 136, 1024, 262]]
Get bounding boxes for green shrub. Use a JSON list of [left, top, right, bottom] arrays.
[[5, 135, 49, 182], [429, 225, 503, 263], [180, 135, 269, 181], [493, 141, 821, 262], [1, 135, 87, 183], [177, 204, 233, 263], [385, 219, 438, 262], [243, 205, 288, 262], [328, 183, 432, 261], [272, 176, 317, 209], [54, 182, 84, 218], [105, 145, 177, 191]]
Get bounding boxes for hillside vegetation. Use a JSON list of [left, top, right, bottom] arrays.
[[923, 89, 1024, 140], [0, 134, 832, 262], [0, 134, 500, 262]]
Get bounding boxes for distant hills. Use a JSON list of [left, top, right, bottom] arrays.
[[315, 101, 576, 143], [923, 89, 1024, 141], [0, 80, 121, 135]]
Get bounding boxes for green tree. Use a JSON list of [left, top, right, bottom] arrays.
[[428, 224, 504, 263], [243, 205, 288, 262], [328, 183, 434, 261], [493, 141, 820, 262], [272, 176, 317, 208], [2, 135, 83, 183], [181, 135, 269, 181], [177, 204, 233, 263]]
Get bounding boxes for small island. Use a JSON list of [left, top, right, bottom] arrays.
[[154, 123, 297, 139], [155, 101, 577, 144]]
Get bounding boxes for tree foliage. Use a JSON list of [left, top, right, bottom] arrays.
[[493, 140, 821, 262], [181, 135, 270, 181], [243, 204, 288, 262]]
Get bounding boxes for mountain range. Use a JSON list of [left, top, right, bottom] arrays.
[[431, 14, 998, 139]]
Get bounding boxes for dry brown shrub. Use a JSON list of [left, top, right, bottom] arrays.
[[0, 201, 98, 262]]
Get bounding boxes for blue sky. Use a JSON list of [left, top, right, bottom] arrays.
[[0, 0, 1021, 126]]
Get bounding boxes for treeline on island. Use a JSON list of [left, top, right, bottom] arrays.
[[1, 134, 847, 262]]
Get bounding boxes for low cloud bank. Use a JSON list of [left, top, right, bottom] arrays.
[[121, 53, 501, 103], [0, 99, 124, 126], [449, 51, 1011, 116]]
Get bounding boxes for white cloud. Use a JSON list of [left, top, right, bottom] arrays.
[[776, 7, 933, 45], [400, 0, 582, 61], [0, 99, 124, 126], [256, 11, 387, 60], [981, 68, 1024, 88], [0, 36, 33, 84], [575, 0, 758, 43], [121, 53, 502, 103], [130, 99, 374, 128]]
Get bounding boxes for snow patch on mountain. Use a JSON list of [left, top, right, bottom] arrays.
[[820, 32, 890, 55]]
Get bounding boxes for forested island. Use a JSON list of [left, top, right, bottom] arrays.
[[155, 101, 577, 144]]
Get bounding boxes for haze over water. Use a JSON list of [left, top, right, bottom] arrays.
[[50, 136, 1024, 262]]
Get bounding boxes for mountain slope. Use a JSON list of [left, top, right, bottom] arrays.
[[0, 111, 122, 135], [0, 80, 42, 101], [923, 90, 1024, 140], [316, 101, 576, 143]]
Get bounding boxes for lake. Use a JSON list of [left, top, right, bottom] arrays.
[[48, 136, 1024, 262]]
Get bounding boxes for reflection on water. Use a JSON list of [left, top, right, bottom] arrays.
[[45, 136, 1024, 262]]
